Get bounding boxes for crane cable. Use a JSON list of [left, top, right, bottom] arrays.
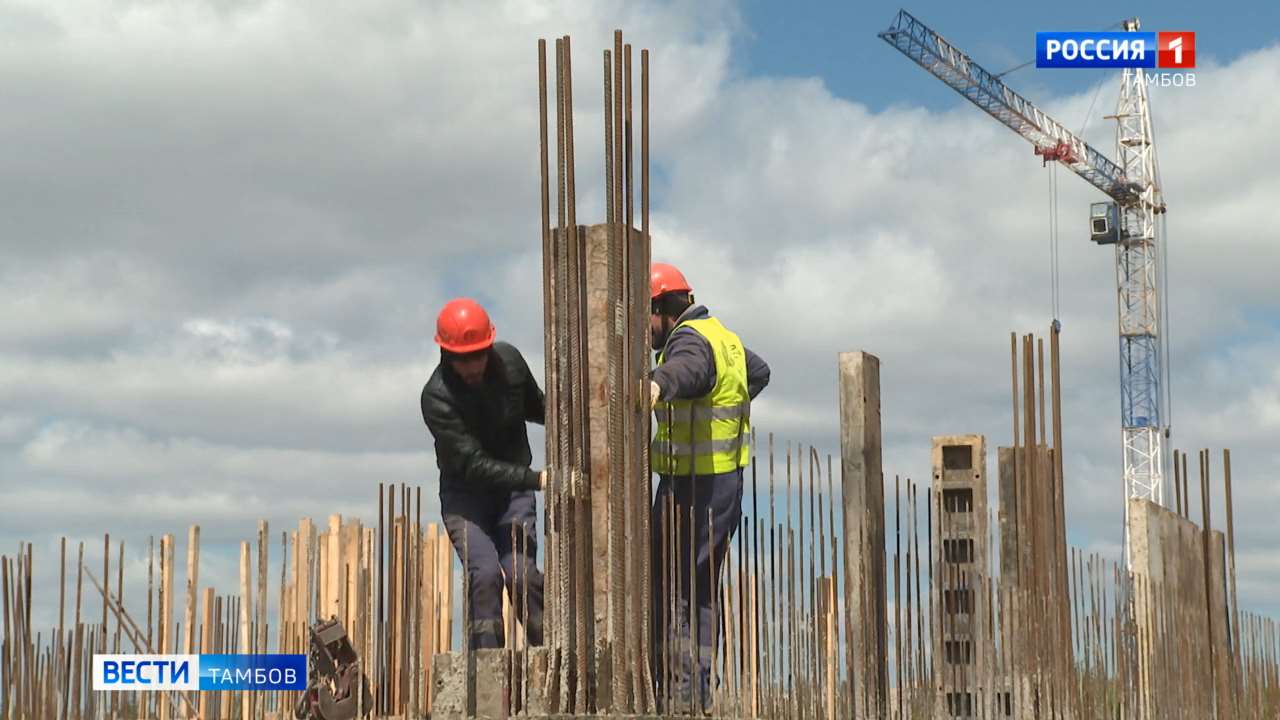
[[1160, 211, 1174, 441], [1049, 161, 1062, 326], [998, 20, 1126, 79]]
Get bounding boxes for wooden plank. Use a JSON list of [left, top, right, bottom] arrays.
[[439, 526, 452, 652], [414, 488, 422, 717], [257, 520, 268, 656], [101, 536, 109, 656], [422, 525, 437, 713], [147, 536, 155, 667], [328, 515, 344, 625], [345, 520, 361, 643], [299, 519, 314, 629], [279, 531, 289, 656], [239, 542, 252, 720], [316, 531, 325, 628], [184, 526, 201, 657], [114, 541, 126, 657], [257, 521, 269, 720], [215, 591, 225, 717], [286, 531, 297, 654], [199, 587, 214, 720], [362, 527, 375, 719], [72, 544, 84, 720], [160, 534, 175, 720]]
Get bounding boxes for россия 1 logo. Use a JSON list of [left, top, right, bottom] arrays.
[[1036, 31, 1195, 69], [1036, 31, 1195, 87]]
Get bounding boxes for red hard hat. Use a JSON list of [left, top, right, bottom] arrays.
[[434, 298, 496, 354], [650, 262, 692, 300]]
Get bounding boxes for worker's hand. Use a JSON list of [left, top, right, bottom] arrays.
[[649, 380, 661, 409]]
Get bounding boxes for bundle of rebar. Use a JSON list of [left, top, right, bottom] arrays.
[[992, 328, 1076, 718], [535, 29, 654, 715]]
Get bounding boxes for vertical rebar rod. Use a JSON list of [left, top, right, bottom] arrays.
[[522, 520, 531, 716], [925, 486, 933, 692], [552, 36, 571, 710], [665, 489, 675, 707], [737, 515, 747, 717], [1224, 448, 1243, 708], [625, 42, 634, 240], [709, 507, 718, 716], [893, 474, 903, 720], [604, 48, 614, 227], [1174, 449, 1183, 517], [376, 485, 385, 714], [608, 39, 629, 712], [1182, 452, 1190, 520], [807, 447, 819, 720], [638, 45, 655, 713]]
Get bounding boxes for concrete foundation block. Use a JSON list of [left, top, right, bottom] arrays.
[[432, 652, 468, 719]]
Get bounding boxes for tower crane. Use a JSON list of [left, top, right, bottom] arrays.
[[878, 10, 1170, 559]]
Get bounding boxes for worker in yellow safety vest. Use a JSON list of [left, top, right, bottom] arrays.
[[647, 262, 770, 714]]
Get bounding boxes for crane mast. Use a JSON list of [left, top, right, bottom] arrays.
[[879, 11, 1169, 554], [1113, 17, 1166, 508]]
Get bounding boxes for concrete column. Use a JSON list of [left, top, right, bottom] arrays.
[[583, 224, 614, 664], [838, 351, 888, 719]]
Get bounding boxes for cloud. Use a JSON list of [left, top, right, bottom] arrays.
[[1, 0, 1277, 636]]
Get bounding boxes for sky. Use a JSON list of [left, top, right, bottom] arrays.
[[1, 0, 1277, 638], [737, 2, 1279, 111]]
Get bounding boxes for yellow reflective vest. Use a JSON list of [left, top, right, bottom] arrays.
[[651, 316, 751, 475]]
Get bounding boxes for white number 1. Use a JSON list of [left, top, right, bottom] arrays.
[[1169, 36, 1184, 64]]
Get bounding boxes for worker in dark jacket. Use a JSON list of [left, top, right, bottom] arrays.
[[647, 263, 770, 713], [421, 298, 546, 649]]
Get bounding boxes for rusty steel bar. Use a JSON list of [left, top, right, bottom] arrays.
[[1175, 448, 1184, 517], [806, 447, 818, 720], [601, 42, 627, 714], [778, 445, 788, 712], [685, 503, 696, 716], [708, 507, 718, 715], [522, 520, 531, 715], [894, 474, 903, 720], [563, 32, 594, 711], [604, 49, 614, 228], [636, 43, 655, 715], [613, 30, 623, 239], [625, 42, 634, 241], [913, 480, 924, 696], [794, 443, 805, 715], [552, 35, 572, 711]]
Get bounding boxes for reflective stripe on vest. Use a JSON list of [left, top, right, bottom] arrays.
[[652, 401, 749, 424], [660, 433, 746, 458], [651, 316, 751, 475]]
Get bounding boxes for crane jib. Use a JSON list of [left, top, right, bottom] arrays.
[[878, 9, 1155, 211]]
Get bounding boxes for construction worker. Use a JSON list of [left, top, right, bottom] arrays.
[[421, 298, 546, 649], [647, 262, 770, 712]]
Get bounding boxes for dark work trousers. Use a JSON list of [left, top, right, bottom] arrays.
[[650, 467, 744, 711], [441, 489, 545, 649]]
